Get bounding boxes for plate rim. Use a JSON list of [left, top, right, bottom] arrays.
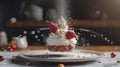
[[18, 49, 104, 63]]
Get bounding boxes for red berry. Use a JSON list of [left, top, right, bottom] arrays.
[[10, 44, 17, 51], [48, 22, 58, 33], [66, 30, 76, 39], [0, 56, 4, 61], [111, 52, 116, 58]]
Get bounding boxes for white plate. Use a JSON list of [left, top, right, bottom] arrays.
[[18, 49, 104, 63]]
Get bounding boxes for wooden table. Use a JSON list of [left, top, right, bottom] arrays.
[[1, 45, 120, 52], [26, 45, 120, 52]]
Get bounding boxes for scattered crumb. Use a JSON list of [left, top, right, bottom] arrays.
[[102, 53, 106, 57], [98, 61, 101, 63], [11, 55, 17, 63], [83, 56, 86, 58], [114, 47, 117, 50], [26, 62, 31, 66], [76, 55, 81, 59], [12, 56, 16, 58], [11, 58, 16, 63], [117, 59, 120, 63], [58, 63, 65, 67]]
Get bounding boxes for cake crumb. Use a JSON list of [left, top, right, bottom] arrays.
[[76, 55, 81, 59], [11, 58, 16, 63], [26, 62, 31, 66], [98, 61, 101, 63], [117, 59, 120, 63], [58, 63, 65, 67]]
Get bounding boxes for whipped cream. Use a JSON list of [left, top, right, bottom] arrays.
[[47, 33, 77, 46], [57, 17, 68, 30]]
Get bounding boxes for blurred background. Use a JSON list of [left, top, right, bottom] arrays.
[[0, 0, 120, 46]]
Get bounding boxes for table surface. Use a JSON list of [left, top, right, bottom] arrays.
[[0, 46, 120, 67], [26, 46, 120, 51], [1, 45, 120, 51]]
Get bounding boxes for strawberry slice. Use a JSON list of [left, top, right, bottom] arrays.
[[48, 22, 58, 33], [66, 30, 76, 39]]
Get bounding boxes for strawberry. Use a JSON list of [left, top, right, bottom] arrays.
[[48, 22, 58, 33], [0, 56, 4, 61], [111, 52, 116, 58], [66, 30, 76, 39], [9, 44, 17, 51]]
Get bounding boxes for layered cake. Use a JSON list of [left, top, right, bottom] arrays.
[[47, 18, 78, 51]]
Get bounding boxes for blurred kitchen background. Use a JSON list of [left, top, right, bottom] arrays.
[[0, 0, 120, 46]]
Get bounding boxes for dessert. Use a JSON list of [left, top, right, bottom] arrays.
[[47, 17, 78, 51]]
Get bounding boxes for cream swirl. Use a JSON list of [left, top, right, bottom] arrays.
[[47, 33, 77, 46]]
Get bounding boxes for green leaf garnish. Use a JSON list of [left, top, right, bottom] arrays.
[[75, 35, 79, 40], [10, 40, 16, 44]]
